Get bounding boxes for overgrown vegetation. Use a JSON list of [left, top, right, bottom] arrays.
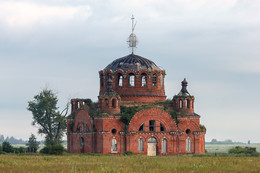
[[120, 106, 142, 125], [200, 124, 206, 132], [40, 144, 65, 155], [0, 141, 26, 154], [82, 99, 99, 117], [229, 146, 259, 156], [124, 151, 133, 156]]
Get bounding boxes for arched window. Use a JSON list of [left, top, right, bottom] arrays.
[[100, 74, 104, 88], [187, 99, 190, 108], [160, 74, 163, 88], [128, 73, 135, 87], [148, 137, 157, 143], [112, 99, 117, 108], [152, 73, 157, 87], [139, 124, 144, 131], [105, 98, 109, 108], [160, 123, 165, 132], [186, 138, 191, 152], [141, 73, 147, 87], [111, 139, 117, 152], [117, 73, 123, 87], [161, 139, 167, 153], [180, 100, 183, 109], [138, 138, 144, 151]]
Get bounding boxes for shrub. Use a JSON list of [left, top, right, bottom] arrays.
[[124, 151, 133, 156], [40, 144, 65, 155], [2, 141, 14, 153], [229, 146, 259, 156]]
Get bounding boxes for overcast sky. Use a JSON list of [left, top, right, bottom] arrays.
[[0, 0, 259, 143]]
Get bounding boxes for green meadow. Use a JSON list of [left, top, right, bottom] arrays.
[[0, 154, 260, 172]]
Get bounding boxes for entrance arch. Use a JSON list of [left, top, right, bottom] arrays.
[[147, 137, 157, 156]]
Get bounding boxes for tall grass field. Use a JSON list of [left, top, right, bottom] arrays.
[[0, 154, 260, 172]]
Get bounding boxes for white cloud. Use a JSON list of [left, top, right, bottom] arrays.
[[0, 2, 92, 29]]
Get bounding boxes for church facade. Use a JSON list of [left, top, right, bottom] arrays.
[[66, 53, 206, 156]]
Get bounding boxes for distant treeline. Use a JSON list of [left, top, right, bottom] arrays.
[[0, 135, 27, 145], [0, 134, 45, 145], [206, 139, 244, 144]]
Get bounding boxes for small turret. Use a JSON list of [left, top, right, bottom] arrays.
[[173, 78, 195, 115]]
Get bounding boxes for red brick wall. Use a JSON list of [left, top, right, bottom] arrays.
[[67, 108, 205, 155]]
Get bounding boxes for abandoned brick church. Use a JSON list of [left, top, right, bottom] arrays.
[[66, 17, 206, 156]]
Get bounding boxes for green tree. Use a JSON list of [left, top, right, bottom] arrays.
[[27, 89, 67, 146], [2, 141, 14, 153], [26, 134, 40, 152]]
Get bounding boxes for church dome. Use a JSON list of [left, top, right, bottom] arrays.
[[103, 53, 161, 72]]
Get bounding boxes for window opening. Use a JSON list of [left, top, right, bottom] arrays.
[[152, 73, 157, 87], [105, 99, 109, 108], [141, 73, 147, 87], [186, 129, 191, 134], [161, 139, 167, 153], [112, 99, 117, 108], [186, 138, 191, 152], [148, 137, 157, 143], [80, 137, 84, 149], [129, 73, 135, 87], [139, 124, 144, 131], [187, 99, 190, 108], [138, 138, 144, 151], [160, 123, 165, 132], [149, 120, 155, 131], [180, 100, 183, 109], [111, 139, 117, 152], [111, 129, 117, 135], [117, 73, 123, 87]]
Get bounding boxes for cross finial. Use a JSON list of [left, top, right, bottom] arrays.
[[127, 15, 137, 54]]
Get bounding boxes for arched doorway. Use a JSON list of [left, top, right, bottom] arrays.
[[147, 137, 157, 156]]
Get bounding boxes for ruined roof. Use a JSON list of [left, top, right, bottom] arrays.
[[103, 53, 161, 72]]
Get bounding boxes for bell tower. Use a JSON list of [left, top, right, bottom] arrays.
[[173, 78, 195, 115]]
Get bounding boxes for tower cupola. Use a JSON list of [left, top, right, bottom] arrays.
[[173, 78, 195, 115]]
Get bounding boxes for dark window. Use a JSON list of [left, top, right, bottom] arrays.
[[141, 73, 147, 87], [187, 99, 190, 108], [128, 73, 135, 87], [105, 99, 109, 108], [112, 99, 116, 108], [100, 74, 104, 87], [152, 73, 157, 87], [111, 129, 117, 135], [80, 137, 84, 149], [139, 124, 144, 131], [117, 73, 123, 87], [186, 129, 191, 134], [160, 123, 165, 131], [149, 120, 155, 131]]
